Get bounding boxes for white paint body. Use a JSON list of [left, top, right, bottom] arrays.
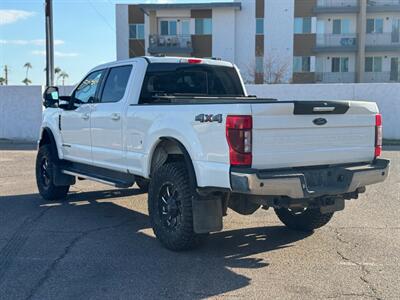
[[39, 57, 379, 190]]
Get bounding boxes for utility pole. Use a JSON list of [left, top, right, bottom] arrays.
[[4, 65, 8, 85], [45, 0, 54, 87]]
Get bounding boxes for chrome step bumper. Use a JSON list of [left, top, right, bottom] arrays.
[[230, 159, 390, 199]]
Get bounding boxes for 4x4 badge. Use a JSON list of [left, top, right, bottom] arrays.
[[195, 114, 223, 123]]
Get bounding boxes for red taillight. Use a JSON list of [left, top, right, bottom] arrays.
[[188, 58, 202, 64], [226, 115, 252, 167], [375, 114, 382, 157]]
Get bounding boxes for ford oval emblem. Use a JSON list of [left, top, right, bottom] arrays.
[[313, 118, 327, 126]]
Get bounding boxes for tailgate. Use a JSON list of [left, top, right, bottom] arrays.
[[251, 101, 378, 169]]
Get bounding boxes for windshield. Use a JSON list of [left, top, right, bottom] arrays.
[[139, 63, 245, 104]]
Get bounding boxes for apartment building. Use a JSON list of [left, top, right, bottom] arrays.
[[116, 0, 400, 84], [115, 1, 294, 84], [294, 0, 400, 83]]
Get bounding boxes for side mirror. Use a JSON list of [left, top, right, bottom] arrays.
[[58, 96, 72, 110], [43, 86, 59, 108]]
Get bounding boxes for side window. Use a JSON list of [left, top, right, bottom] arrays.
[[100, 65, 132, 103], [73, 70, 104, 104]]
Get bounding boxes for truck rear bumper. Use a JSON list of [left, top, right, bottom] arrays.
[[230, 159, 389, 199]]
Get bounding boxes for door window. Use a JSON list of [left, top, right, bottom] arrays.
[[332, 57, 349, 72], [390, 58, 399, 81], [100, 65, 133, 103], [160, 20, 177, 35], [392, 19, 400, 43], [365, 57, 382, 72], [333, 19, 350, 34], [367, 18, 383, 34], [181, 20, 190, 35], [73, 70, 104, 104]]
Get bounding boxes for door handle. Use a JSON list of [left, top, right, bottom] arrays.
[[81, 113, 90, 120], [111, 113, 120, 121]]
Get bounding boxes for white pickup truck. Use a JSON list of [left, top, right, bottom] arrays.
[[37, 56, 389, 251]]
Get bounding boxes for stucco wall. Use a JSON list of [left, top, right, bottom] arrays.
[[0, 86, 75, 142], [0, 86, 43, 141], [247, 83, 400, 140]]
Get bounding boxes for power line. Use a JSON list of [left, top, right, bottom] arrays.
[[86, 0, 144, 58]]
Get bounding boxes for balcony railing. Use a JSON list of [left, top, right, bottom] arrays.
[[367, 0, 400, 11], [315, 34, 358, 51], [368, 0, 400, 6], [316, 72, 356, 83], [317, 0, 358, 7], [364, 72, 400, 83], [314, 0, 359, 12], [366, 33, 400, 48], [148, 34, 192, 54]]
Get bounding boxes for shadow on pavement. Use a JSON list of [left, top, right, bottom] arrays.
[[0, 142, 37, 151], [0, 189, 311, 299]]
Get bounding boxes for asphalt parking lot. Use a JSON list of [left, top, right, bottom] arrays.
[[0, 144, 399, 300]]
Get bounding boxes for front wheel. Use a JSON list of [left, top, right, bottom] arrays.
[[36, 145, 70, 201], [148, 162, 206, 251], [274, 207, 334, 232]]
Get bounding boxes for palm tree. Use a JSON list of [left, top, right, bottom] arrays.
[[55, 67, 62, 84], [22, 78, 32, 85], [0, 77, 5, 85], [23, 62, 32, 80], [58, 71, 69, 86]]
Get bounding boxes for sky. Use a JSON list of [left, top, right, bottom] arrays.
[[0, 0, 228, 85]]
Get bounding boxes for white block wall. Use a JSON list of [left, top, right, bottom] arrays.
[[1, 84, 399, 141], [0, 86, 43, 141], [247, 83, 400, 140]]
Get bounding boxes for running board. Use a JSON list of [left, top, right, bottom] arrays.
[[61, 162, 135, 188]]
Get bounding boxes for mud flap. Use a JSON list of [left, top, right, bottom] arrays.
[[192, 196, 223, 234], [53, 165, 76, 186]]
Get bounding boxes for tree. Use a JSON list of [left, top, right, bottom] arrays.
[[44, 66, 62, 84], [22, 78, 32, 85], [0, 77, 5, 85], [58, 71, 69, 86], [244, 55, 291, 84], [23, 62, 32, 80], [55, 67, 62, 84]]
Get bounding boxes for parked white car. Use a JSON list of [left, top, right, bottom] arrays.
[[36, 56, 389, 250]]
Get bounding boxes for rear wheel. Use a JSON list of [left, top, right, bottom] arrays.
[[36, 144, 70, 201], [148, 162, 205, 251], [274, 207, 334, 232]]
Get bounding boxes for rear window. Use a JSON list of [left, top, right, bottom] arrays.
[[139, 63, 245, 104]]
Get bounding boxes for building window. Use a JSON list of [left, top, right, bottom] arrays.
[[367, 18, 383, 34], [365, 57, 383, 72], [390, 57, 399, 81], [293, 57, 311, 73], [160, 20, 177, 36], [294, 17, 311, 34], [332, 19, 350, 34], [255, 57, 264, 74], [256, 18, 264, 35], [195, 19, 212, 35], [332, 57, 349, 72], [129, 24, 144, 39]]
